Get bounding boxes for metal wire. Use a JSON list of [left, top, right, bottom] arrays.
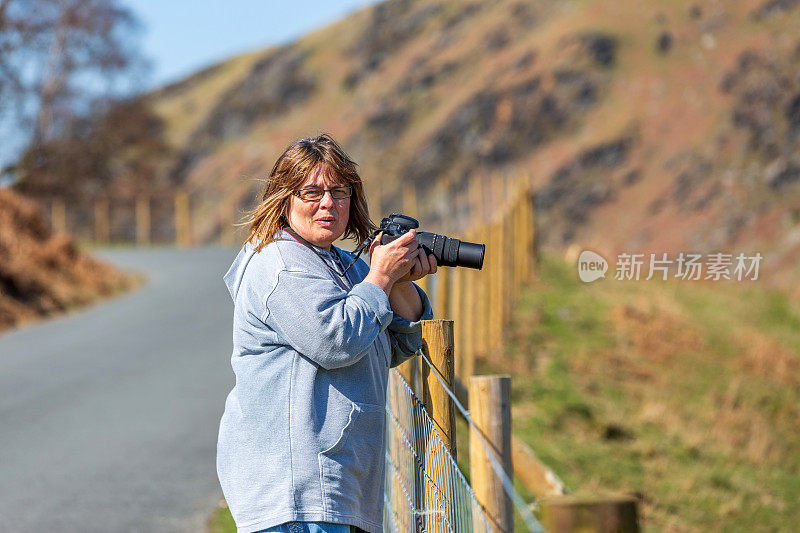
[[384, 368, 508, 533], [383, 363, 549, 533], [416, 351, 548, 533]]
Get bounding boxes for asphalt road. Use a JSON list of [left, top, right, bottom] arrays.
[[0, 247, 240, 532]]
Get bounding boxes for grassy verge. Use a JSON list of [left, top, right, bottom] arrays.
[[487, 254, 800, 531], [206, 501, 236, 533]]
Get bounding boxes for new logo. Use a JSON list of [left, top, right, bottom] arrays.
[[578, 250, 608, 282]]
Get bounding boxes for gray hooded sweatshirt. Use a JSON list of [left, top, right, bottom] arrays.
[[217, 231, 433, 533]]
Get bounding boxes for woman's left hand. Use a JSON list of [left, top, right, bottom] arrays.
[[396, 249, 437, 283]]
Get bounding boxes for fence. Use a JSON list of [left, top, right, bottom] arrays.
[[385, 331, 547, 532], [32, 189, 248, 247], [33, 172, 531, 254], [384, 367, 496, 532], [388, 174, 639, 532], [31, 172, 530, 251], [386, 318, 640, 532]]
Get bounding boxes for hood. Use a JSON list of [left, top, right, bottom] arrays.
[[223, 240, 257, 301]]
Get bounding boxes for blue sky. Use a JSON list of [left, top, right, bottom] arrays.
[[125, 0, 379, 89]]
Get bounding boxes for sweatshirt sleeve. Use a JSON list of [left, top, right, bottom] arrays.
[[387, 283, 434, 368], [263, 268, 394, 370]]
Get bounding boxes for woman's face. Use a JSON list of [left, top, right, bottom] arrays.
[[287, 164, 350, 249]]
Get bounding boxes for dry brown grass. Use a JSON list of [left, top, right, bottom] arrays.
[[605, 299, 794, 465], [0, 189, 140, 333], [609, 302, 706, 362], [734, 329, 800, 388]]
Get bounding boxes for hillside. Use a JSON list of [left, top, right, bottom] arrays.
[[16, 0, 800, 291], [0, 189, 138, 333]]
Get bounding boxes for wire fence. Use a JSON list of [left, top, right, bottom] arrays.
[[384, 366, 547, 533], [384, 369, 495, 533]]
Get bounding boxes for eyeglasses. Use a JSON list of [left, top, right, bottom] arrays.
[[292, 186, 352, 201]]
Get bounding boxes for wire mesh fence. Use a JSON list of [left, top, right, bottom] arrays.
[[384, 369, 495, 533]]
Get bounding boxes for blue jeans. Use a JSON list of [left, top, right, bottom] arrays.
[[255, 522, 353, 533]]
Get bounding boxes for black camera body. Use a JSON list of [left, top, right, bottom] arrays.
[[378, 213, 485, 270]]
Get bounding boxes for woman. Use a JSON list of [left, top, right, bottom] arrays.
[[217, 134, 436, 533]]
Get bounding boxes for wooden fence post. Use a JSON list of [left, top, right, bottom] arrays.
[[220, 202, 235, 246], [475, 224, 490, 356], [470, 174, 484, 223], [451, 268, 463, 379], [388, 372, 412, 533], [513, 193, 525, 293], [175, 191, 191, 247], [51, 197, 66, 234], [501, 209, 510, 323], [485, 221, 495, 354], [527, 190, 537, 281], [453, 377, 570, 499], [421, 319, 456, 457], [397, 357, 418, 396], [94, 197, 109, 244], [136, 196, 150, 246], [461, 261, 476, 381], [421, 319, 456, 530], [435, 268, 450, 320], [469, 375, 513, 532], [489, 221, 504, 354], [403, 182, 418, 218], [540, 495, 640, 533], [492, 173, 506, 215]]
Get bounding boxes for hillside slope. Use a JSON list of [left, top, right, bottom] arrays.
[[0, 189, 138, 333], [497, 255, 800, 531], [18, 0, 800, 291]]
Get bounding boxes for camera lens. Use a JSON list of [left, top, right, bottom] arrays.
[[456, 240, 485, 270], [417, 233, 485, 270]]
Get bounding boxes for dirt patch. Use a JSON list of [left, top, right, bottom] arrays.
[[535, 136, 636, 244], [0, 189, 139, 333], [734, 329, 800, 388], [609, 302, 705, 362]]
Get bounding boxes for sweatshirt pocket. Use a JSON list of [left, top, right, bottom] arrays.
[[318, 401, 385, 517]]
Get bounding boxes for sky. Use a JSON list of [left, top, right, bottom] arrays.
[[125, 0, 379, 89], [0, 0, 380, 176]]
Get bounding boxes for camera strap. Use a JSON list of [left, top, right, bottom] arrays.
[[282, 226, 381, 277], [342, 229, 380, 274], [282, 227, 349, 280]]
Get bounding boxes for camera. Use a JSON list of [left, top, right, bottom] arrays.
[[378, 213, 485, 270]]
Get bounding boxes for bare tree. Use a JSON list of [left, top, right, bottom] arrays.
[[0, 0, 147, 167]]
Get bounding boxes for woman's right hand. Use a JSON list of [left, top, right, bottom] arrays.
[[364, 230, 420, 294]]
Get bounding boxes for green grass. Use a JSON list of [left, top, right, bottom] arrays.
[[206, 502, 236, 533], [492, 254, 800, 531]]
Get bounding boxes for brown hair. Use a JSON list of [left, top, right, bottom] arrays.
[[244, 134, 374, 252]]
